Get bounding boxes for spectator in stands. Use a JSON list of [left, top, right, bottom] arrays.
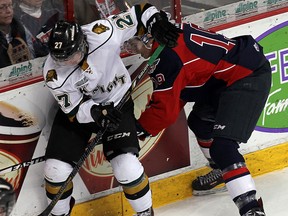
[[13, 0, 64, 39], [74, 0, 127, 25], [73, 0, 165, 28], [126, 0, 166, 11], [13, 0, 64, 57], [0, 0, 36, 68]]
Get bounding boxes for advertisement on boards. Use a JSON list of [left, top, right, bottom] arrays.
[[256, 21, 288, 132], [182, 0, 288, 28]]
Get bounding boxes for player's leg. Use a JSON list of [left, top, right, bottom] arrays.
[[44, 109, 94, 216], [211, 61, 271, 216], [110, 153, 153, 216], [103, 98, 153, 216], [210, 138, 265, 216], [188, 105, 227, 195], [44, 159, 74, 216], [185, 77, 227, 195]]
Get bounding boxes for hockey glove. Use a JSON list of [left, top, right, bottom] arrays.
[[135, 119, 150, 141], [146, 11, 182, 48], [91, 102, 122, 132]]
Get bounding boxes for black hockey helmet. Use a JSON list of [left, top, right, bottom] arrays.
[[0, 178, 15, 216], [48, 20, 87, 63]]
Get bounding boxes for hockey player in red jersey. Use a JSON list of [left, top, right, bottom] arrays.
[[42, 3, 181, 216], [0, 178, 15, 216], [127, 22, 271, 216]]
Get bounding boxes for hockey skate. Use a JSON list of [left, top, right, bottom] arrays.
[[242, 208, 266, 216], [192, 168, 227, 195], [134, 207, 154, 216], [242, 198, 265, 216], [50, 197, 75, 216]]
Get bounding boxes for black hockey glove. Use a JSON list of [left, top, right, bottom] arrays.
[[146, 11, 182, 48], [135, 119, 150, 141], [91, 102, 122, 132]]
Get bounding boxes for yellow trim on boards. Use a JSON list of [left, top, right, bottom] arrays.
[[72, 142, 288, 216]]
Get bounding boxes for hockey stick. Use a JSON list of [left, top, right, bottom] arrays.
[[37, 44, 164, 216], [0, 156, 45, 175]]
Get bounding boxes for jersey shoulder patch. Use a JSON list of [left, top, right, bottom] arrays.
[[83, 20, 113, 52], [46, 69, 57, 82], [92, 23, 110, 34]]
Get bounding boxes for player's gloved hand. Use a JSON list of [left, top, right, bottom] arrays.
[[146, 10, 182, 48], [91, 102, 122, 132], [135, 119, 150, 141]]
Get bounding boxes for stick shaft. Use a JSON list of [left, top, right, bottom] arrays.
[[0, 156, 45, 175]]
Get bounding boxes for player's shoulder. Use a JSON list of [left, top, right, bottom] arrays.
[[82, 20, 113, 48], [43, 56, 76, 89], [82, 19, 113, 34]]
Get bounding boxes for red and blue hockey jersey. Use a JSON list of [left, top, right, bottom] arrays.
[[138, 23, 267, 136]]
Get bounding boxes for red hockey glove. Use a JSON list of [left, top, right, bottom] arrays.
[[91, 102, 122, 132]]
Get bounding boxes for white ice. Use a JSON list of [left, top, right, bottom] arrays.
[[155, 167, 288, 216]]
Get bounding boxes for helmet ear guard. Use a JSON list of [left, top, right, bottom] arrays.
[[48, 20, 88, 62]]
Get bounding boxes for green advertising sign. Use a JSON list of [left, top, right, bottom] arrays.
[[256, 21, 288, 132]]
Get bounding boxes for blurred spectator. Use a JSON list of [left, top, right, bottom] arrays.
[[74, 0, 127, 25], [13, 0, 64, 44], [13, 0, 65, 35], [73, 0, 165, 26], [126, 0, 165, 10], [0, 0, 36, 68]]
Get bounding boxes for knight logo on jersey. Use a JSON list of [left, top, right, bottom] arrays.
[[46, 70, 57, 82], [92, 23, 110, 34], [81, 60, 93, 74]]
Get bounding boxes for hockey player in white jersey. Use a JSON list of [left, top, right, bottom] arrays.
[[42, 3, 180, 216]]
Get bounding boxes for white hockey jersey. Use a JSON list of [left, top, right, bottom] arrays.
[[43, 4, 158, 123]]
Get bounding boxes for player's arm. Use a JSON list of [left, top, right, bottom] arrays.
[[49, 87, 120, 131], [139, 91, 184, 136], [43, 66, 84, 122], [111, 3, 181, 47], [48, 87, 84, 122], [136, 4, 182, 47], [137, 48, 185, 136]]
